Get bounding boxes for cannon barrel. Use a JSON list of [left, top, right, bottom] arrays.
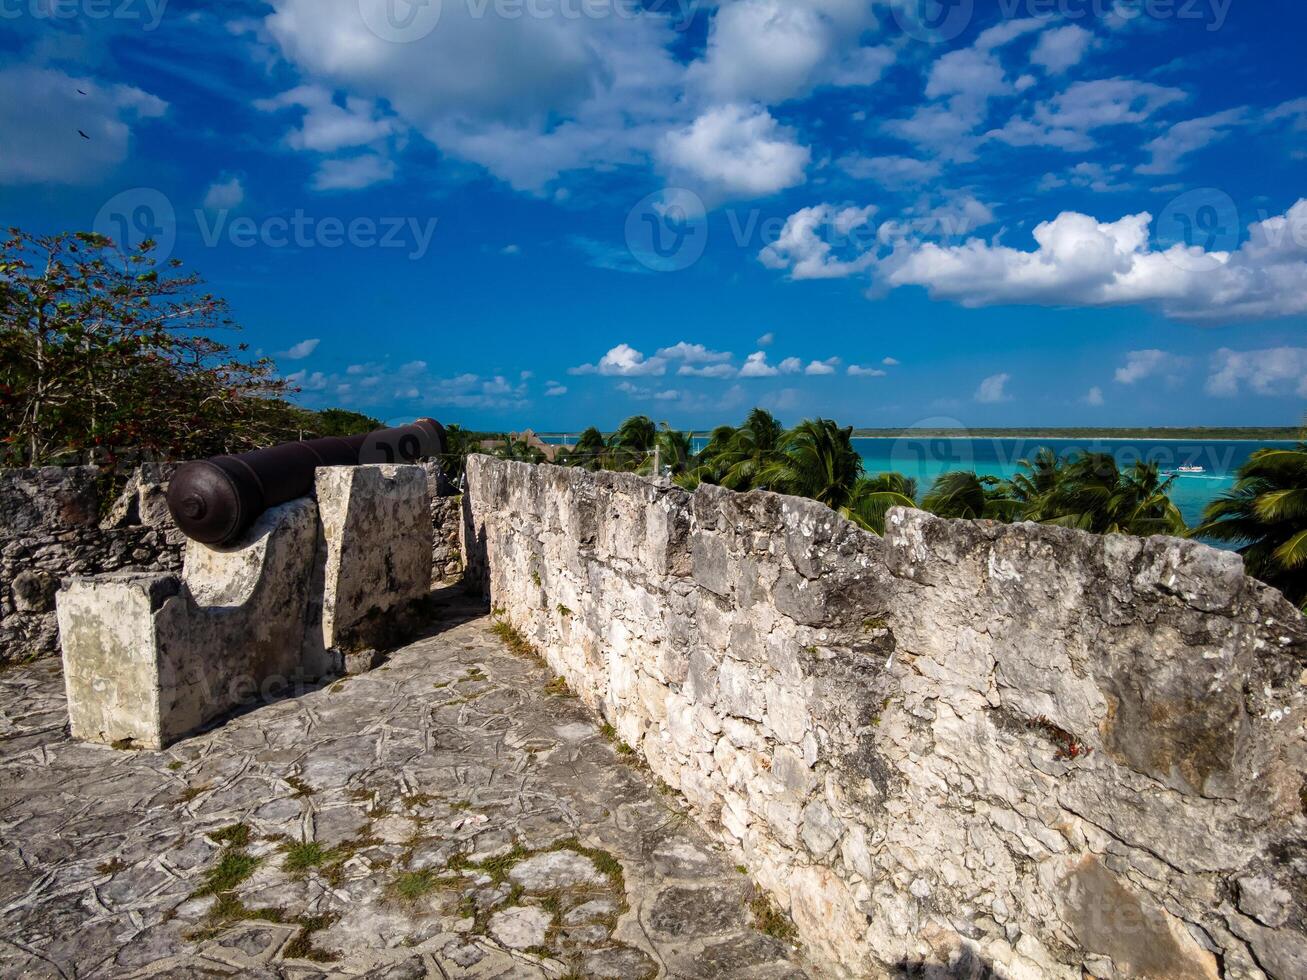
[[166, 418, 445, 546]]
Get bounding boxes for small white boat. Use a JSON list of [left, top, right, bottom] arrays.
[[1174, 465, 1205, 474]]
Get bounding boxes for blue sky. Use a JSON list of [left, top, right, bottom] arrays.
[[2, 0, 1305, 431]]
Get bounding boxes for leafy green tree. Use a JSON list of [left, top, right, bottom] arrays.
[[758, 418, 863, 509], [310, 408, 382, 438], [1194, 438, 1307, 609], [0, 229, 295, 465]]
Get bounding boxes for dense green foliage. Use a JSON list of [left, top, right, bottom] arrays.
[[1194, 435, 1307, 610], [0, 229, 376, 465], [543, 410, 1197, 543]]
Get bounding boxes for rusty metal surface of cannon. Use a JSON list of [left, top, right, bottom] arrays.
[[166, 418, 445, 546]]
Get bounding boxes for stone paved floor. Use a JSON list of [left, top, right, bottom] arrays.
[[0, 590, 810, 979]]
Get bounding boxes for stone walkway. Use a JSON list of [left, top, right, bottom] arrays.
[[0, 590, 810, 979]]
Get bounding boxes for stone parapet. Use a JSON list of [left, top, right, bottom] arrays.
[[463, 454, 1307, 979]]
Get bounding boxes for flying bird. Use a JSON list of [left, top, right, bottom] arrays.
[[78, 130, 90, 140], [76, 88, 87, 95]]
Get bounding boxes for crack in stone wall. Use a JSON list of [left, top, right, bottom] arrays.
[[462, 454, 1307, 979]]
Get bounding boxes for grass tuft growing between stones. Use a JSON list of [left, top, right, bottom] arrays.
[[548, 837, 625, 891], [391, 869, 442, 902], [491, 618, 543, 662], [544, 676, 574, 697], [282, 913, 340, 963], [282, 841, 329, 874], [209, 823, 252, 847], [747, 892, 799, 945], [196, 848, 259, 896]]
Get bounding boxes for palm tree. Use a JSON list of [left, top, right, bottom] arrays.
[[1193, 437, 1307, 609], [654, 425, 694, 475], [610, 415, 656, 470], [923, 471, 1021, 521], [706, 408, 786, 490], [758, 418, 863, 509], [843, 472, 919, 534], [1027, 454, 1185, 536], [1010, 448, 1063, 503], [563, 426, 607, 470], [493, 434, 546, 464]]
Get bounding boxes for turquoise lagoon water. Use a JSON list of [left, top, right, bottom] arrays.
[[546, 435, 1298, 529], [842, 437, 1295, 528]]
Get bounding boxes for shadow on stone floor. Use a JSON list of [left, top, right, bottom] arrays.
[[193, 581, 490, 736], [894, 950, 1003, 979]]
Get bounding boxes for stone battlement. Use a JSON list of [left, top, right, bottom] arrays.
[[462, 454, 1307, 979]]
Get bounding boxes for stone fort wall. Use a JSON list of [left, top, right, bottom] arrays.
[[0, 465, 183, 667], [462, 454, 1307, 979]]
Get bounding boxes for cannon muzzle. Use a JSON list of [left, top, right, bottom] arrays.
[[167, 418, 445, 546]]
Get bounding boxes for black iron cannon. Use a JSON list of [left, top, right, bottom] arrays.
[[166, 418, 445, 546]]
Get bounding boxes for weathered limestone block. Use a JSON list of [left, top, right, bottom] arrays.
[[57, 499, 317, 749], [465, 455, 1307, 980], [302, 465, 431, 675]]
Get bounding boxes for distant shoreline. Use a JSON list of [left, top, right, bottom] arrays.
[[537, 428, 1300, 442]]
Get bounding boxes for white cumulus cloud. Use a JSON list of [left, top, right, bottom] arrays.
[[1206, 347, 1307, 398], [0, 66, 166, 185], [1115, 349, 1189, 385], [975, 373, 1012, 404], [737, 351, 802, 378], [1031, 25, 1096, 74], [203, 176, 245, 210], [687, 0, 889, 104], [282, 338, 321, 360], [571, 343, 667, 377], [881, 199, 1307, 321], [659, 104, 810, 199], [758, 204, 877, 279]]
